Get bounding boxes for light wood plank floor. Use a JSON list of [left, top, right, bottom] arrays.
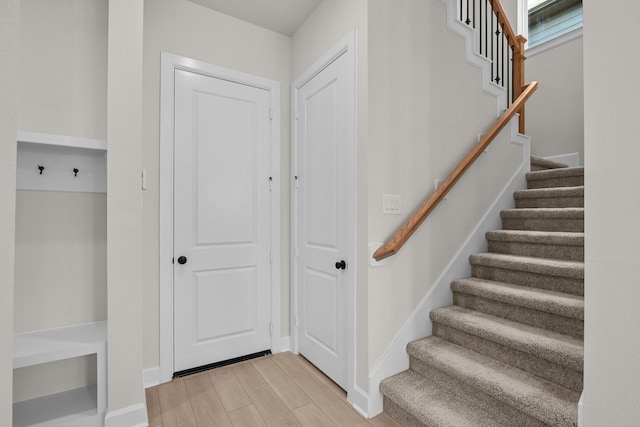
[[146, 352, 400, 427]]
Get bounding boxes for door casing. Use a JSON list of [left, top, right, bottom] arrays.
[[159, 52, 281, 383], [291, 32, 356, 398]]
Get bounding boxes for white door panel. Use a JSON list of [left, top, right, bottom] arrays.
[[296, 52, 351, 389], [174, 69, 271, 372]]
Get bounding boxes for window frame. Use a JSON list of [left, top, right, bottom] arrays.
[[517, 0, 583, 57]]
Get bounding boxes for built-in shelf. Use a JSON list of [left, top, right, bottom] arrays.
[[13, 386, 98, 427], [16, 131, 107, 193], [13, 322, 107, 427], [17, 131, 107, 151]]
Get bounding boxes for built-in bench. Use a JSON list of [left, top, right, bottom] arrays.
[[13, 321, 107, 427]]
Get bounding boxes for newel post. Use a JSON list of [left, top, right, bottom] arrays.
[[513, 35, 527, 133]]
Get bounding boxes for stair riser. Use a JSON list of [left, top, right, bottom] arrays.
[[383, 398, 425, 427], [453, 292, 583, 339], [502, 217, 583, 232], [408, 356, 546, 426], [432, 324, 583, 392], [515, 196, 584, 208], [527, 176, 584, 189], [471, 265, 584, 296], [488, 240, 584, 261]]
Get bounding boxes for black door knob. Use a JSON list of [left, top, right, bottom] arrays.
[[177, 256, 187, 265], [335, 260, 346, 270]]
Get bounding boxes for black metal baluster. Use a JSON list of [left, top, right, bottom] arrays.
[[485, 0, 489, 57], [495, 14, 501, 84], [490, 9, 494, 81], [479, 0, 483, 55], [507, 35, 511, 104], [473, 0, 476, 28], [460, 0, 463, 22], [466, 0, 471, 25], [501, 25, 505, 87]]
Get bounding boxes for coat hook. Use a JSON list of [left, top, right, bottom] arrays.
[[38, 165, 44, 175], [73, 168, 79, 177]]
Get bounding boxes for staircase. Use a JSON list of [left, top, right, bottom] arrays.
[[380, 159, 584, 426]]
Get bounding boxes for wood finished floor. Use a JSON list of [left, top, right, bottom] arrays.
[[146, 352, 400, 427]]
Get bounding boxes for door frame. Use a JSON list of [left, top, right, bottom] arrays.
[[291, 32, 356, 396], [159, 52, 281, 383]]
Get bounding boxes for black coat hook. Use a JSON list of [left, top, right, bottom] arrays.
[[73, 168, 79, 177], [38, 165, 44, 175]]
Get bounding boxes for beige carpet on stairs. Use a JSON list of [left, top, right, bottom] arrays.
[[380, 158, 584, 426]]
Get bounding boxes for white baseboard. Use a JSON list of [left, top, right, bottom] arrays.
[[348, 385, 371, 419], [365, 119, 530, 417], [104, 403, 148, 427], [545, 152, 581, 167], [578, 391, 584, 427], [277, 336, 291, 353], [143, 366, 160, 389]]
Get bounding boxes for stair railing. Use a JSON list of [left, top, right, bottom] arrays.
[[373, 81, 538, 261], [372, 0, 535, 262], [460, 0, 528, 132], [373, 0, 536, 261]]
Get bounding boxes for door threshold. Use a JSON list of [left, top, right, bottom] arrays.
[[172, 350, 272, 379]]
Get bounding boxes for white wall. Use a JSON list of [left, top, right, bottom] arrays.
[[142, 0, 292, 372], [14, 191, 107, 334], [291, 0, 369, 390], [366, 0, 523, 372], [526, 37, 584, 163], [0, 0, 19, 423], [583, 1, 640, 424], [18, 0, 107, 140], [13, 0, 107, 403]]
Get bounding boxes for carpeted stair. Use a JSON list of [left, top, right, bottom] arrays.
[[380, 160, 584, 426]]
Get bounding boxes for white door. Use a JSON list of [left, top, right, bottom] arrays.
[[295, 51, 353, 389], [173, 69, 272, 373]]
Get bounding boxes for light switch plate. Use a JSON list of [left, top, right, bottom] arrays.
[[382, 194, 401, 215]]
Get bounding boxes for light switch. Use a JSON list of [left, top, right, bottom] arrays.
[[383, 194, 401, 215]]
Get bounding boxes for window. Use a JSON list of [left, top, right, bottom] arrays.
[[521, 0, 583, 49]]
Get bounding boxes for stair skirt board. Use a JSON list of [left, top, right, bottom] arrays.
[[366, 128, 530, 416]]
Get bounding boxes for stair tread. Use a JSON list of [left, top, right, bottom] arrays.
[[501, 207, 584, 218], [514, 186, 584, 199], [486, 229, 584, 245], [526, 166, 584, 181], [429, 305, 583, 370], [381, 370, 506, 427], [451, 277, 584, 319], [407, 336, 580, 425], [530, 156, 569, 170], [470, 252, 584, 279]]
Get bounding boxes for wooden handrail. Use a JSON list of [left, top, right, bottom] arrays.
[[372, 81, 539, 261]]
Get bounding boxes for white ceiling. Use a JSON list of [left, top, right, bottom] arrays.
[[187, 0, 324, 36]]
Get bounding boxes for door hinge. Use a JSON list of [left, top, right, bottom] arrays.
[[294, 175, 299, 189], [295, 109, 299, 120], [269, 322, 273, 336], [269, 108, 273, 120], [269, 176, 273, 191]]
